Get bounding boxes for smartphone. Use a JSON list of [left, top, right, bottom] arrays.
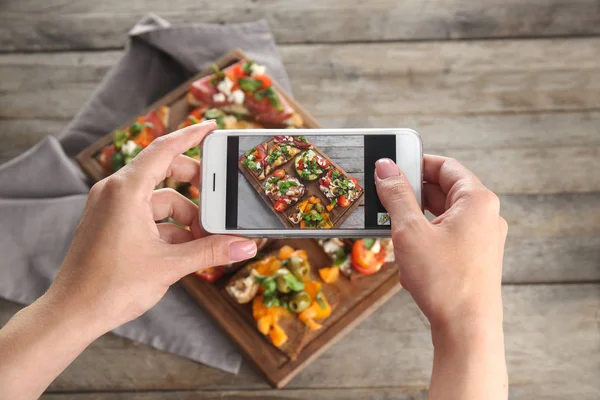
[[200, 129, 422, 237]]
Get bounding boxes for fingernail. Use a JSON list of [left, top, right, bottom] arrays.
[[375, 158, 399, 179], [229, 240, 257, 262], [201, 119, 217, 126]]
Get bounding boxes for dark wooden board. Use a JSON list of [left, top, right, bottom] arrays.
[[238, 138, 364, 229], [179, 239, 401, 388], [75, 48, 322, 184]]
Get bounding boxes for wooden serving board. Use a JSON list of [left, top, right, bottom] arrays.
[[179, 239, 401, 389], [75, 48, 322, 183], [238, 138, 364, 229]]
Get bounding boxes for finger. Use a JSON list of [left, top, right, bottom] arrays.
[[123, 120, 217, 193], [374, 158, 427, 232], [157, 222, 194, 244], [151, 188, 203, 238], [423, 182, 446, 216], [169, 235, 257, 278], [423, 154, 481, 194], [166, 155, 201, 188], [423, 154, 493, 210]]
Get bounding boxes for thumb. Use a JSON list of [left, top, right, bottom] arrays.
[[170, 235, 257, 278], [375, 158, 426, 231]]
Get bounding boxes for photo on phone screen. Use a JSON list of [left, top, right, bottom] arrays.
[[224, 134, 396, 231]]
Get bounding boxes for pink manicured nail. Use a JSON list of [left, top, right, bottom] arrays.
[[229, 240, 257, 262], [375, 158, 399, 179]]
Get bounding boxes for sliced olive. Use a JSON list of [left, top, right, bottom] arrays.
[[314, 203, 325, 213], [289, 257, 310, 279], [288, 291, 311, 313], [275, 275, 291, 293], [310, 209, 318, 215]]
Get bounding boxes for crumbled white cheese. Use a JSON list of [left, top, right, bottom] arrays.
[[121, 140, 139, 155], [229, 89, 245, 104], [322, 240, 342, 255], [250, 63, 266, 76], [212, 92, 226, 103], [348, 181, 355, 188], [217, 76, 234, 96], [371, 240, 381, 254], [247, 154, 255, 161]]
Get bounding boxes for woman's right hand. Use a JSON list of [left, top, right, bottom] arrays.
[[375, 155, 509, 399], [375, 155, 508, 333]]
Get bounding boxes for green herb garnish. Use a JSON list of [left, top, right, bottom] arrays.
[[254, 86, 282, 111], [210, 64, 225, 85], [110, 151, 125, 171], [283, 273, 305, 292], [242, 60, 254, 75], [238, 78, 263, 92], [129, 122, 144, 137], [113, 130, 129, 149], [316, 289, 326, 310], [363, 238, 375, 250]]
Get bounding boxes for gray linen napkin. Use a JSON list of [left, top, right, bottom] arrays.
[[0, 14, 292, 374]]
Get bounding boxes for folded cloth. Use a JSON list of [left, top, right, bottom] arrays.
[[0, 14, 292, 374]]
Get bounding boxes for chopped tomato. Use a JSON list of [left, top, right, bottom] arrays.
[[273, 199, 288, 212], [337, 194, 350, 207], [98, 145, 117, 172], [321, 178, 330, 188], [133, 128, 154, 148], [229, 63, 246, 80], [188, 186, 200, 199], [253, 74, 272, 89], [317, 157, 330, 169], [351, 239, 386, 275], [350, 177, 359, 185], [194, 266, 225, 282], [273, 169, 286, 178], [297, 159, 305, 170]]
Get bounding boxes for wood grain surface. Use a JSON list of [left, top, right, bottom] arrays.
[[1, 1, 599, 398], [2, 0, 600, 51], [3, 283, 598, 399]]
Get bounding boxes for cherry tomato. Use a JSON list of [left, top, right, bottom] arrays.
[[273, 199, 288, 212], [195, 266, 225, 282], [253, 74, 272, 89], [317, 157, 330, 169], [350, 177, 359, 185], [297, 159, 305, 170], [188, 186, 200, 199], [273, 169, 286, 178], [351, 239, 386, 275], [337, 194, 350, 207], [98, 145, 117, 172]]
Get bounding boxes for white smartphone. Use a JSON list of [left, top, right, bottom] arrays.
[[200, 129, 422, 237]]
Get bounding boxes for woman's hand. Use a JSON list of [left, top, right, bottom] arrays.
[[1, 121, 258, 400], [48, 120, 257, 335], [375, 155, 508, 399]]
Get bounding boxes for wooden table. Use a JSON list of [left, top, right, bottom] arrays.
[[1, 1, 599, 398]]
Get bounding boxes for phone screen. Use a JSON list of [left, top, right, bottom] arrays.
[[225, 134, 395, 230]]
